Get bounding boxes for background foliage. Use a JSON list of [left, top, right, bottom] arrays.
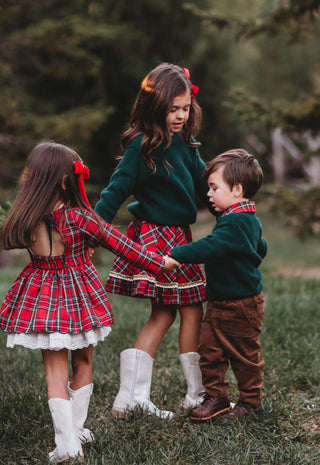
[[1, 1, 319, 196], [0, 0, 320, 240], [0, 0, 239, 191]]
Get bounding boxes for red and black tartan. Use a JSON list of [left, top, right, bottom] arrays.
[[222, 201, 256, 216], [106, 219, 207, 305], [0, 207, 165, 334]]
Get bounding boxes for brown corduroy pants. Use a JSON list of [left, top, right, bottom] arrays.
[[198, 292, 265, 407]]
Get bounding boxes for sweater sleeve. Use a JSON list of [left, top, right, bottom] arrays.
[[171, 221, 237, 264], [171, 215, 266, 264], [94, 142, 140, 223], [192, 149, 208, 201], [72, 209, 165, 275], [191, 149, 216, 215], [257, 237, 268, 259]]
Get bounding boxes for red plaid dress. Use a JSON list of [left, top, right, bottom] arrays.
[[106, 219, 206, 305], [0, 207, 165, 340]]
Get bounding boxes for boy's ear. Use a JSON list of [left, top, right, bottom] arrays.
[[232, 183, 244, 198]]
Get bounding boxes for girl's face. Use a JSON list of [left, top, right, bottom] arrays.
[[166, 91, 191, 134]]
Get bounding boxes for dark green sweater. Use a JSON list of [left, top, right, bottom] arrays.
[[171, 212, 267, 301], [95, 133, 209, 226]]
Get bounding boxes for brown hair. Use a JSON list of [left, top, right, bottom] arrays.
[[1, 141, 96, 250], [120, 63, 202, 171], [204, 149, 264, 199]]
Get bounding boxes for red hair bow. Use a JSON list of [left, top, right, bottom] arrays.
[[182, 68, 199, 97], [73, 161, 91, 207]]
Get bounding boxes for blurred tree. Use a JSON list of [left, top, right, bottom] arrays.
[[0, 0, 117, 189], [0, 0, 240, 198], [0, 202, 11, 229], [186, 0, 320, 236], [185, 0, 320, 135]]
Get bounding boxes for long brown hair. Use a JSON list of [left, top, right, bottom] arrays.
[[1, 142, 95, 250], [120, 63, 202, 171]]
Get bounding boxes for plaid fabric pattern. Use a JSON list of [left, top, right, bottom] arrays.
[[222, 201, 256, 216], [0, 207, 165, 334], [106, 219, 206, 305]]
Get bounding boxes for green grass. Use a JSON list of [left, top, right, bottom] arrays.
[[0, 204, 320, 464]]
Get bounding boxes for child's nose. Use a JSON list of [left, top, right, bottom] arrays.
[[177, 109, 184, 119]]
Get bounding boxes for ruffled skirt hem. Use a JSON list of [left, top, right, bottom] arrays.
[[6, 326, 111, 351], [106, 271, 206, 305], [106, 219, 207, 305]]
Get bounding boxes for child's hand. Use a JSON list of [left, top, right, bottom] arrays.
[[88, 247, 95, 258], [163, 255, 181, 272]]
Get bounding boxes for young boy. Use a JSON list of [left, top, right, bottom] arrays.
[[170, 149, 267, 420]]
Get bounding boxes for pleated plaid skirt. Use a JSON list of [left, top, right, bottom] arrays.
[[0, 254, 114, 335], [106, 219, 206, 305]]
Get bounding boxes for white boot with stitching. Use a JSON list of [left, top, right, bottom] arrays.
[[67, 382, 94, 443], [179, 352, 206, 408], [48, 398, 83, 463], [111, 348, 173, 419]]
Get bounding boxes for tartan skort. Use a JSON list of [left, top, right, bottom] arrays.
[[106, 219, 206, 305]]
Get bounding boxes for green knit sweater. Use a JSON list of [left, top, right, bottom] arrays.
[[171, 211, 267, 300], [95, 133, 209, 226]]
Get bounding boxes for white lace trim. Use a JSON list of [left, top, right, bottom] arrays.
[[108, 271, 206, 288], [6, 326, 112, 351]]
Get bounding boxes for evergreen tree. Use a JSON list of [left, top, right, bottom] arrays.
[[187, 0, 320, 235], [0, 0, 238, 194], [186, 0, 320, 134]]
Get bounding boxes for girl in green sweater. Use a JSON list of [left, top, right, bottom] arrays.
[[95, 63, 209, 418]]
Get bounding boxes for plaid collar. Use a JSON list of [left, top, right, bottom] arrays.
[[222, 201, 256, 217]]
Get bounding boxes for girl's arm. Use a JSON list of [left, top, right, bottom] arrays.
[[72, 209, 178, 274], [192, 149, 216, 215], [192, 149, 208, 200], [94, 142, 140, 223]]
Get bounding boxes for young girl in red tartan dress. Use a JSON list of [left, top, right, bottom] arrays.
[[0, 141, 178, 463], [95, 63, 210, 418]]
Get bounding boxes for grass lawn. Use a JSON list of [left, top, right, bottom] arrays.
[[0, 200, 319, 464]]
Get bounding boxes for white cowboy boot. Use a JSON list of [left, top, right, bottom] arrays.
[[48, 398, 83, 463], [67, 382, 94, 443], [179, 352, 206, 408], [111, 348, 173, 419]]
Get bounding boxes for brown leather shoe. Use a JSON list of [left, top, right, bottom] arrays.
[[225, 400, 257, 419], [191, 394, 230, 421]]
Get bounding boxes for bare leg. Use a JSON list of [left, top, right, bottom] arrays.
[[113, 303, 175, 418], [42, 349, 84, 461], [70, 345, 93, 390], [178, 304, 203, 353], [134, 302, 177, 358], [42, 349, 69, 400], [68, 345, 94, 443]]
